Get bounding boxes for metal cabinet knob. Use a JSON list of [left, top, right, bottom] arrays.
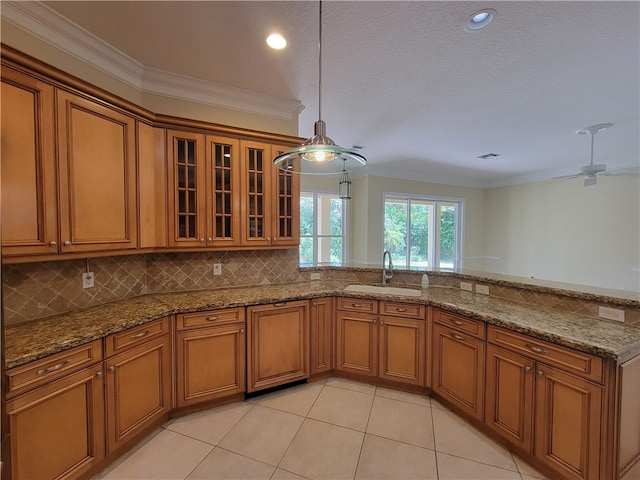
[[109, 365, 116, 373], [63, 240, 72, 246], [524, 366, 531, 373], [538, 370, 544, 377], [49, 241, 57, 246], [96, 371, 103, 378], [199, 238, 205, 243]]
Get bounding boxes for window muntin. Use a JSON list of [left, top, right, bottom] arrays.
[[384, 194, 462, 269]]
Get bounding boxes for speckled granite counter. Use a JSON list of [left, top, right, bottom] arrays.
[[5, 280, 640, 369]]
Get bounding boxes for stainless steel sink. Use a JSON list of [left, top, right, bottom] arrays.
[[344, 284, 422, 297]]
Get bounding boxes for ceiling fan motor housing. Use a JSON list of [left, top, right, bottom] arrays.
[[578, 163, 607, 176]]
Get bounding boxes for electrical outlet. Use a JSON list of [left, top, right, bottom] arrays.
[[213, 263, 222, 276], [82, 272, 95, 289], [460, 282, 473, 292], [598, 306, 625, 322], [476, 284, 490, 295], [310, 272, 321, 280]]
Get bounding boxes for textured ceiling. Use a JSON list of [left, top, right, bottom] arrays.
[[39, 1, 640, 186]]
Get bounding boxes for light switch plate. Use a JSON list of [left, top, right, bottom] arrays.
[[460, 282, 473, 292], [598, 306, 625, 322], [82, 272, 95, 289]]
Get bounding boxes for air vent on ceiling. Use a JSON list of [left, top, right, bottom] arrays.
[[477, 153, 500, 160]]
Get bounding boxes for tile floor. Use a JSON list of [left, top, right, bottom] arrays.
[[93, 377, 553, 480]]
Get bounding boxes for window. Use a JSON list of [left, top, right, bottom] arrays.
[[300, 192, 346, 266], [383, 194, 463, 269]]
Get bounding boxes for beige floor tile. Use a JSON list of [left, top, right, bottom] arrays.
[[186, 447, 275, 479], [270, 468, 310, 479], [307, 385, 374, 431], [325, 377, 377, 395], [355, 434, 438, 479], [254, 382, 324, 416], [165, 401, 252, 445], [218, 405, 304, 466], [100, 429, 213, 479], [279, 418, 364, 479], [375, 386, 431, 407], [366, 396, 435, 449], [432, 408, 518, 472], [513, 455, 549, 479], [436, 452, 522, 480]]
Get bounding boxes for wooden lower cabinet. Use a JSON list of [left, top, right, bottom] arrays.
[[310, 297, 334, 375], [175, 309, 246, 407], [336, 310, 379, 377], [247, 301, 309, 392], [6, 363, 105, 480], [485, 344, 535, 452], [535, 364, 603, 480], [431, 323, 485, 421], [105, 334, 171, 453], [379, 315, 425, 385]]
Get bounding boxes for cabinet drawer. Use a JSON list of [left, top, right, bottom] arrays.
[[487, 325, 604, 384], [434, 309, 485, 340], [105, 317, 170, 357], [6, 339, 103, 399], [337, 297, 378, 313], [380, 301, 425, 319], [177, 308, 245, 330]]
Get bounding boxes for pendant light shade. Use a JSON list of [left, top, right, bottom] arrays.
[[338, 161, 352, 199], [273, 0, 366, 175]]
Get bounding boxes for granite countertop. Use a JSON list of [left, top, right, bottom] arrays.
[[5, 280, 640, 369]]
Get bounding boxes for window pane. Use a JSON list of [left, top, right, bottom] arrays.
[[410, 200, 431, 268], [384, 199, 408, 267], [300, 195, 314, 235], [439, 203, 457, 268], [330, 198, 342, 235], [318, 237, 341, 265], [299, 236, 313, 266]]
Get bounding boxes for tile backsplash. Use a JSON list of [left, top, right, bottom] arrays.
[[2, 249, 304, 326]]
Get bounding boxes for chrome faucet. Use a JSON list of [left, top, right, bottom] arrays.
[[382, 250, 393, 284]]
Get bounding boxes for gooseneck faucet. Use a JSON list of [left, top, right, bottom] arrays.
[[382, 250, 393, 284]]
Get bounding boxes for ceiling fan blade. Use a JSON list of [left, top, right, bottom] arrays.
[[584, 176, 597, 186]]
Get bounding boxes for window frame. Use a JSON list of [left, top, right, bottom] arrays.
[[300, 191, 348, 267], [382, 192, 464, 270]]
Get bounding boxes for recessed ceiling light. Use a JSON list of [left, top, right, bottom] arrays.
[[466, 9, 496, 31], [266, 33, 287, 50]]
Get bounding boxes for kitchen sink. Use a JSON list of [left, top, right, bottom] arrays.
[[344, 284, 422, 297]]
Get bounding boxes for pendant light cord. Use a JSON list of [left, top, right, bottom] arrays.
[[318, 0, 323, 123]]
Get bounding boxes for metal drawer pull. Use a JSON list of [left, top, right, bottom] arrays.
[[395, 308, 407, 312], [351, 303, 362, 308], [274, 302, 286, 307], [36, 359, 71, 375], [451, 333, 464, 341], [526, 343, 549, 355], [453, 320, 464, 326], [130, 330, 150, 339], [205, 316, 219, 321]]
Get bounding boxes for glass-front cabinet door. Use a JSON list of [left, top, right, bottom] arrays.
[[206, 136, 240, 247], [241, 141, 270, 245], [271, 145, 300, 246], [167, 130, 206, 247]]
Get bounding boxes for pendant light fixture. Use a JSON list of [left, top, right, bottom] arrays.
[[338, 159, 352, 199], [273, 0, 366, 176]]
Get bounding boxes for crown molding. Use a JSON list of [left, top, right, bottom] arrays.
[[2, 1, 302, 120]]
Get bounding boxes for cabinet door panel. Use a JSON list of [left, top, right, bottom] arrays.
[[310, 298, 334, 374], [535, 364, 602, 480], [247, 301, 309, 392], [270, 145, 299, 246], [379, 316, 425, 385], [432, 324, 484, 420], [1, 67, 58, 255], [176, 324, 246, 406], [138, 122, 167, 248], [7, 364, 105, 480], [105, 335, 171, 453], [485, 344, 534, 452], [241, 141, 271, 245], [336, 311, 378, 377], [56, 90, 137, 252]]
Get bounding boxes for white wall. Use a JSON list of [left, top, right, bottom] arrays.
[[483, 176, 640, 292]]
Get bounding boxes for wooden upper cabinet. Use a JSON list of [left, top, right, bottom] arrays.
[[241, 142, 300, 246], [206, 135, 241, 247], [1, 66, 58, 256], [138, 122, 167, 249], [167, 130, 206, 247], [56, 90, 138, 252]]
